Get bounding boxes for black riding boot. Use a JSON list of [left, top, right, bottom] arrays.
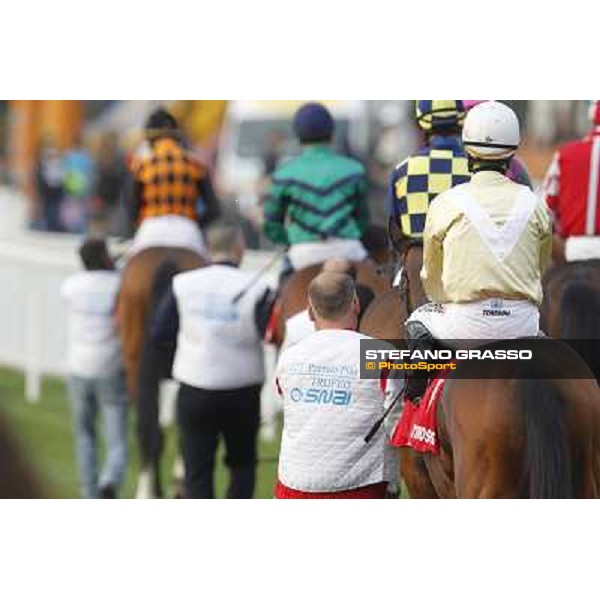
[[405, 320, 437, 404]]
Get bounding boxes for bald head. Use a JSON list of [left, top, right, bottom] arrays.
[[308, 272, 358, 328], [322, 258, 358, 279], [207, 222, 245, 263]]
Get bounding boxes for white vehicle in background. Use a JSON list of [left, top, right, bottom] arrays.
[[215, 100, 370, 241]]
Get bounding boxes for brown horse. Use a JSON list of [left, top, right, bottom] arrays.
[[360, 247, 600, 498], [116, 247, 206, 497], [359, 242, 439, 497], [280, 261, 390, 321], [541, 259, 600, 379], [359, 242, 426, 339], [399, 344, 600, 498], [117, 247, 206, 402]]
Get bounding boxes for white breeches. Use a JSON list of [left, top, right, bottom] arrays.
[[287, 239, 367, 270], [406, 299, 540, 348], [128, 215, 209, 259]]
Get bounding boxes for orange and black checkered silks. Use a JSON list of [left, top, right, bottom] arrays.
[[132, 138, 207, 222]]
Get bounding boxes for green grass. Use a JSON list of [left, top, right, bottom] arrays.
[[0, 366, 281, 499]]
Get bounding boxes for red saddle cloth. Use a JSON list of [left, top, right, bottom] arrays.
[[390, 369, 453, 455]]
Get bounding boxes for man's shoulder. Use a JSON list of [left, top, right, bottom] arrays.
[[61, 270, 119, 298], [173, 266, 210, 289]]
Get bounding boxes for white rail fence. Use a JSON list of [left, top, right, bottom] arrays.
[[0, 189, 281, 430]]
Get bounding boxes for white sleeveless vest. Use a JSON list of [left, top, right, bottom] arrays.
[[172, 265, 266, 390], [276, 329, 388, 492]]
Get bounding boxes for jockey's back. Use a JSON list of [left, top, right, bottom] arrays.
[[403, 102, 550, 402], [390, 133, 470, 238], [131, 137, 215, 225], [390, 100, 533, 242], [422, 172, 552, 306], [542, 102, 600, 240], [264, 144, 368, 245], [125, 108, 219, 259]]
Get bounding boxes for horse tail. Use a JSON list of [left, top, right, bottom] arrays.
[[518, 373, 574, 499], [559, 279, 600, 380]]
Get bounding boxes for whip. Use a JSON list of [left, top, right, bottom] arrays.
[[364, 380, 406, 444], [232, 249, 286, 304]]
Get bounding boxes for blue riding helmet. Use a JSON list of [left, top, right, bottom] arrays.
[[293, 102, 335, 144]]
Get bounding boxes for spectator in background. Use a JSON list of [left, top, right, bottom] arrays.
[[35, 137, 65, 232], [62, 134, 96, 233], [92, 131, 127, 236], [262, 129, 287, 177], [60, 239, 127, 498]]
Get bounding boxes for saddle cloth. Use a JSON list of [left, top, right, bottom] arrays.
[[390, 369, 453, 455]]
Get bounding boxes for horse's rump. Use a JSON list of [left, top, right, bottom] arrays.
[[117, 247, 206, 401], [401, 339, 600, 498], [276, 260, 390, 342]]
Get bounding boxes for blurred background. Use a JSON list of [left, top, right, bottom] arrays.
[[0, 99, 592, 497], [0, 100, 592, 240]]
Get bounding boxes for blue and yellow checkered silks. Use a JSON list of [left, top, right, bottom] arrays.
[[390, 136, 470, 238], [415, 100, 466, 132]]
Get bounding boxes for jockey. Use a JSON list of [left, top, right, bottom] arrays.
[[541, 100, 600, 262], [463, 100, 532, 188], [263, 102, 369, 271], [125, 108, 220, 258], [404, 101, 552, 402], [390, 100, 533, 246], [390, 100, 471, 242]]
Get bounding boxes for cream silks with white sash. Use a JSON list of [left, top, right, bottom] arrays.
[[449, 186, 538, 263]]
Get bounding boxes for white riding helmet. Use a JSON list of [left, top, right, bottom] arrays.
[[462, 101, 520, 160]]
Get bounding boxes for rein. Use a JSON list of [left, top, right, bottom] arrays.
[[397, 239, 423, 317], [364, 240, 423, 444]]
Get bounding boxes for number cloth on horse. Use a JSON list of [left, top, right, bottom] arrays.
[[275, 329, 398, 493], [263, 144, 369, 269], [542, 101, 600, 261], [390, 368, 453, 455]]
